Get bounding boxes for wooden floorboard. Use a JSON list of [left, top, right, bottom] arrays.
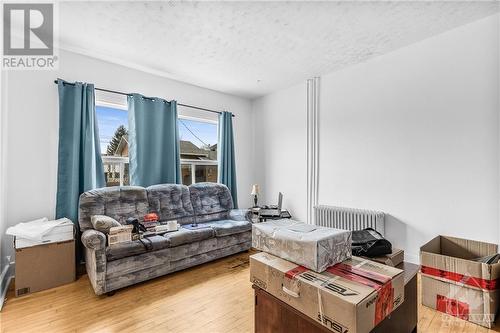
[[1, 252, 500, 333]]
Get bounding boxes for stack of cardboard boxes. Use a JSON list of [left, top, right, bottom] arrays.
[[250, 220, 405, 333]]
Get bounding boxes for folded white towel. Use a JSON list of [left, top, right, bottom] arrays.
[[6, 217, 72, 241]]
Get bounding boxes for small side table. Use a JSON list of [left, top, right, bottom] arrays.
[[250, 207, 292, 223]]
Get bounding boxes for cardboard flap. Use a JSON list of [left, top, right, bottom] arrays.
[[490, 262, 500, 280], [441, 236, 497, 259], [421, 236, 498, 259], [421, 235, 500, 286]]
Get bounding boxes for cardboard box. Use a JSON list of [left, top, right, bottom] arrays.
[[252, 219, 352, 272], [108, 225, 133, 245], [363, 248, 404, 267], [250, 252, 404, 333], [15, 239, 75, 297], [420, 235, 500, 328]]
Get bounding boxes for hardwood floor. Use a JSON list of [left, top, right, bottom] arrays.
[[0, 252, 499, 333]]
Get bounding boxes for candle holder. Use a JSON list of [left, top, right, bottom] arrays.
[[251, 184, 260, 208]]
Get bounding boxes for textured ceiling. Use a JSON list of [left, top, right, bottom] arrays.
[[58, 1, 499, 99]]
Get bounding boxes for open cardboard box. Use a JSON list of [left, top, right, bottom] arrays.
[[420, 235, 500, 328]]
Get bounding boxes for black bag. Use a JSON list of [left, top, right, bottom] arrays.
[[351, 228, 392, 257], [125, 217, 153, 251], [126, 217, 147, 234]]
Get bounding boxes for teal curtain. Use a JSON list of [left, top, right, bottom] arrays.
[[218, 111, 238, 208], [56, 79, 105, 224], [128, 94, 181, 187]]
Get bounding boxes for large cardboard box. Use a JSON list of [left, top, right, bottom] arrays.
[[15, 239, 75, 297], [420, 235, 500, 328], [252, 219, 352, 272], [250, 252, 404, 333]]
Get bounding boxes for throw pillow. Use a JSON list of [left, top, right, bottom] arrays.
[[91, 215, 121, 234]]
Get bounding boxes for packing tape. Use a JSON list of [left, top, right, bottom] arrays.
[[436, 294, 469, 320], [286, 262, 394, 327], [326, 265, 382, 290], [334, 261, 391, 284], [285, 265, 308, 279], [327, 263, 394, 326], [421, 266, 500, 291]]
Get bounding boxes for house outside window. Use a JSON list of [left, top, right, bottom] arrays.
[[95, 96, 218, 187], [180, 140, 218, 186], [178, 117, 219, 186]]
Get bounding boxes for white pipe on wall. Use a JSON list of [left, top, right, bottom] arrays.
[[306, 77, 320, 224]]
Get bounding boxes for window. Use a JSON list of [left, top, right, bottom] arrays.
[[95, 104, 129, 187], [95, 94, 219, 187], [178, 117, 218, 186]]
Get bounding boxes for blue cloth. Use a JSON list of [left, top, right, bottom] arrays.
[[56, 79, 105, 224], [128, 94, 181, 187], [218, 111, 238, 208]]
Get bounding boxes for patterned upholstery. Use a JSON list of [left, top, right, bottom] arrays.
[[106, 235, 170, 261], [189, 183, 233, 223], [164, 227, 215, 247], [200, 220, 252, 237], [79, 182, 251, 295], [229, 209, 253, 222], [146, 184, 195, 225], [79, 186, 149, 232]]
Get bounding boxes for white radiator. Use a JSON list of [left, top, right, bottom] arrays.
[[314, 205, 385, 236]]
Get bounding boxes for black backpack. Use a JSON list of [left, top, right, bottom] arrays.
[[351, 228, 392, 257]]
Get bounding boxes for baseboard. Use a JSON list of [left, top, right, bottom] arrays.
[[0, 263, 13, 311]]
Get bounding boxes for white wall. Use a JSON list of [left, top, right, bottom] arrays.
[[253, 14, 500, 263], [0, 69, 11, 304], [252, 82, 308, 221], [1, 50, 254, 268]]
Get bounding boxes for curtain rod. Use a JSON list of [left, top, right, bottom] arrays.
[[53, 79, 234, 117]]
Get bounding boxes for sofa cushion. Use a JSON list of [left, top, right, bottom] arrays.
[[106, 235, 170, 261], [91, 215, 121, 234], [201, 220, 252, 237], [164, 226, 215, 247], [189, 183, 233, 223], [79, 186, 149, 232], [146, 184, 195, 225]]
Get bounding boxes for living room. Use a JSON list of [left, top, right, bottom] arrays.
[[0, 1, 499, 332]]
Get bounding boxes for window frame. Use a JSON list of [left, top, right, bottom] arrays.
[[178, 114, 219, 185], [95, 99, 130, 187], [95, 96, 219, 187]]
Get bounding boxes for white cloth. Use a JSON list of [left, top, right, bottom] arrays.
[[6, 217, 72, 241]]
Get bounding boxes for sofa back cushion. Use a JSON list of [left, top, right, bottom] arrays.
[[79, 186, 149, 232], [189, 183, 233, 223], [146, 184, 194, 224]]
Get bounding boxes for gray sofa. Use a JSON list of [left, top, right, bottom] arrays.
[[79, 182, 252, 295]]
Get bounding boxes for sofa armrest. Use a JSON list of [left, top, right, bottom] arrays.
[[229, 209, 253, 223], [81, 229, 106, 250], [81, 229, 107, 295]]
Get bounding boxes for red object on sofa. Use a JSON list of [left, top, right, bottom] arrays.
[[144, 213, 159, 222]]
